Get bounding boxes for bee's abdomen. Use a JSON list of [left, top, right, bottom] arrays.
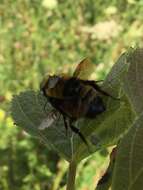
[[86, 96, 106, 118]]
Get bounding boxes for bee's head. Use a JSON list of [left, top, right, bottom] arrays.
[[40, 75, 60, 97]]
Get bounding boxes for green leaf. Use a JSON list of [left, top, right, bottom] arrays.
[[11, 91, 72, 161], [103, 51, 129, 96], [112, 112, 143, 190], [11, 51, 136, 163], [122, 48, 143, 114]]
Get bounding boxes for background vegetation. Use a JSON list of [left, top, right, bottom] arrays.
[[0, 0, 143, 189]]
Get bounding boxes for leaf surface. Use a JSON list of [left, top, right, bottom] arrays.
[[112, 112, 143, 190], [122, 48, 143, 114]]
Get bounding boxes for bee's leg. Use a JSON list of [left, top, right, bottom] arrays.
[[63, 115, 68, 136], [82, 80, 119, 100], [69, 120, 89, 147]]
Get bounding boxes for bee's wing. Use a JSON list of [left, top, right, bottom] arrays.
[[73, 58, 96, 80], [39, 110, 60, 130]]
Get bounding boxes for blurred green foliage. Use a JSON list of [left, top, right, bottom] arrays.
[[0, 0, 143, 189]]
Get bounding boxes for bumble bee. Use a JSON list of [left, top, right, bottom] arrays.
[[40, 58, 117, 146]]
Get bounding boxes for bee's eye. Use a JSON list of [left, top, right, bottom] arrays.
[[48, 76, 60, 89]]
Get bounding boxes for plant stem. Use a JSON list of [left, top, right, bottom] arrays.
[[66, 161, 77, 190]]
